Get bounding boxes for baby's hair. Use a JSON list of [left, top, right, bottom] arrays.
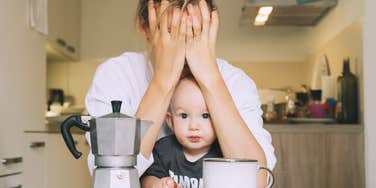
[[136, 0, 217, 31], [168, 70, 198, 112]]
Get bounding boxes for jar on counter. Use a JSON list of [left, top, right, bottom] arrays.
[[308, 90, 326, 118]]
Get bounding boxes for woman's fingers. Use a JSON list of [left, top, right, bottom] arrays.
[[186, 15, 194, 43], [160, 178, 176, 188], [187, 4, 202, 38], [199, 0, 210, 35], [148, 0, 157, 34], [209, 10, 219, 45], [159, 0, 170, 35], [179, 12, 187, 40], [170, 7, 182, 38]]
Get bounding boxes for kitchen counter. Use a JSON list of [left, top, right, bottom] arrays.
[[264, 123, 363, 133], [25, 114, 363, 135], [24, 115, 86, 134]]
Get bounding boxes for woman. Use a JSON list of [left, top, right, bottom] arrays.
[[85, 0, 276, 187]]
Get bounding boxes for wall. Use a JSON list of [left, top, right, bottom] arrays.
[[364, 0, 376, 186], [231, 61, 308, 89], [305, 0, 364, 53], [80, 0, 145, 60]]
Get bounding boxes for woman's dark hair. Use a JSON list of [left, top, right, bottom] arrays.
[[137, 0, 216, 31]]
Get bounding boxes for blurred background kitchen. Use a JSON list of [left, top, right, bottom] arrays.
[[1, 0, 376, 187]]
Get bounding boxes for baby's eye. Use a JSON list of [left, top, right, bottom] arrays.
[[180, 113, 188, 119], [202, 113, 210, 119]]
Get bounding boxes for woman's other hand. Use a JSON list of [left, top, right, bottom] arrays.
[[155, 177, 181, 188], [142, 176, 181, 188], [185, 0, 220, 84], [148, 0, 187, 87]]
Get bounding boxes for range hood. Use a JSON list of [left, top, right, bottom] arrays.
[[240, 0, 337, 26]]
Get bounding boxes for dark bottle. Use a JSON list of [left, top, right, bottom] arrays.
[[337, 58, 359, 124]]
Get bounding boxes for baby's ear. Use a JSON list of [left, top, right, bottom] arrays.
[[165, 112, 174, 131]]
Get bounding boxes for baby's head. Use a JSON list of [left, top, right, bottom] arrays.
[[166, 74, 216, 153]]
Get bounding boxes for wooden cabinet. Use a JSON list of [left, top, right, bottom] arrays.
[[266, 125, 365, 188], [23, 133, 90, 188], [48, 0, 81, 60]]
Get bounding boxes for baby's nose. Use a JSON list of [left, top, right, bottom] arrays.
[[188, 120, 200, 130]]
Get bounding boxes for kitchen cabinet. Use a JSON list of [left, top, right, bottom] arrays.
[[23, 133, 47, 188], [0, 173, 23, 188], [23, 133, 90, 188], [48, 0, 81, 60], [46, 133, 90, 188], [266, 124, 364, 188]]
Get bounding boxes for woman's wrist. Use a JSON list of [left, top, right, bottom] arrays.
[[151, 73, 178, 94], [194, 65, 223, 91]]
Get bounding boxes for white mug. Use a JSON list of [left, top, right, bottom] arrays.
[[203, 158, 274, 188]]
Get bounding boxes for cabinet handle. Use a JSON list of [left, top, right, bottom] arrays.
[[56, 38, 66, 47], [29, 141, 45, 148], [9, 185, 22, 188], [0, 171, 22, 178], [66, 45, 76, 53], [1, 157, 22, 165]]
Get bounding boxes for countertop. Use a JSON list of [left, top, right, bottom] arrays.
[[24, 115, 363, 135], [24, 115, 86, 134], [264, 123, 363, 133], [24, 123, 362, 135]]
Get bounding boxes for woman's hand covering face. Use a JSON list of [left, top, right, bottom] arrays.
[[147, 0, 219, 84], [184, 0, 219, 82], [148, 0, 188, 85]]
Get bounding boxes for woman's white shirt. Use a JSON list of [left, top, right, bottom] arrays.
[[85, 52, 276, 176]]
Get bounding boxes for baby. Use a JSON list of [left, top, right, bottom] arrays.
[[141, 74, 222, 188]]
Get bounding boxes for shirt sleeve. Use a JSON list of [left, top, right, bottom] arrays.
[[223, 65, 277, 170], [141, 148, 169, 179]]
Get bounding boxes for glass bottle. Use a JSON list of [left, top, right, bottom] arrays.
[[337, 59, 359, 124]]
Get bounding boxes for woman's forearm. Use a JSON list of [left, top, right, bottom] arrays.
[[137, 74, 177, 159], [197, 70, 268, 187], [198, 71, 265, 159]]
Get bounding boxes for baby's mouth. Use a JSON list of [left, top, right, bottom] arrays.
[[188, 136, 201, 142]]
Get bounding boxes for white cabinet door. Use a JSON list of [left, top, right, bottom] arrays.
[[45, 133, 91, 188], [23, 133, 47, 188], [48, 0, 81, 60]]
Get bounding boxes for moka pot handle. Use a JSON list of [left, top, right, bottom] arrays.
[[60, 115, 90, 159]]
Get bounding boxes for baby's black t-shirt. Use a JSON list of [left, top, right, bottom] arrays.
[[142, 135, 222, 188]]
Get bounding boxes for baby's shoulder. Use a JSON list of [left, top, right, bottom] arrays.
[[154, 135, 180, 154]]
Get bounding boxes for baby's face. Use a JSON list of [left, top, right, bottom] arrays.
[[167, 79, 216, 154]]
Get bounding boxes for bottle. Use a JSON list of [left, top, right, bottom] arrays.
[[264, 101, 276, 122], [285, 89, 296, 118], [337, 58, 359, 124]]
